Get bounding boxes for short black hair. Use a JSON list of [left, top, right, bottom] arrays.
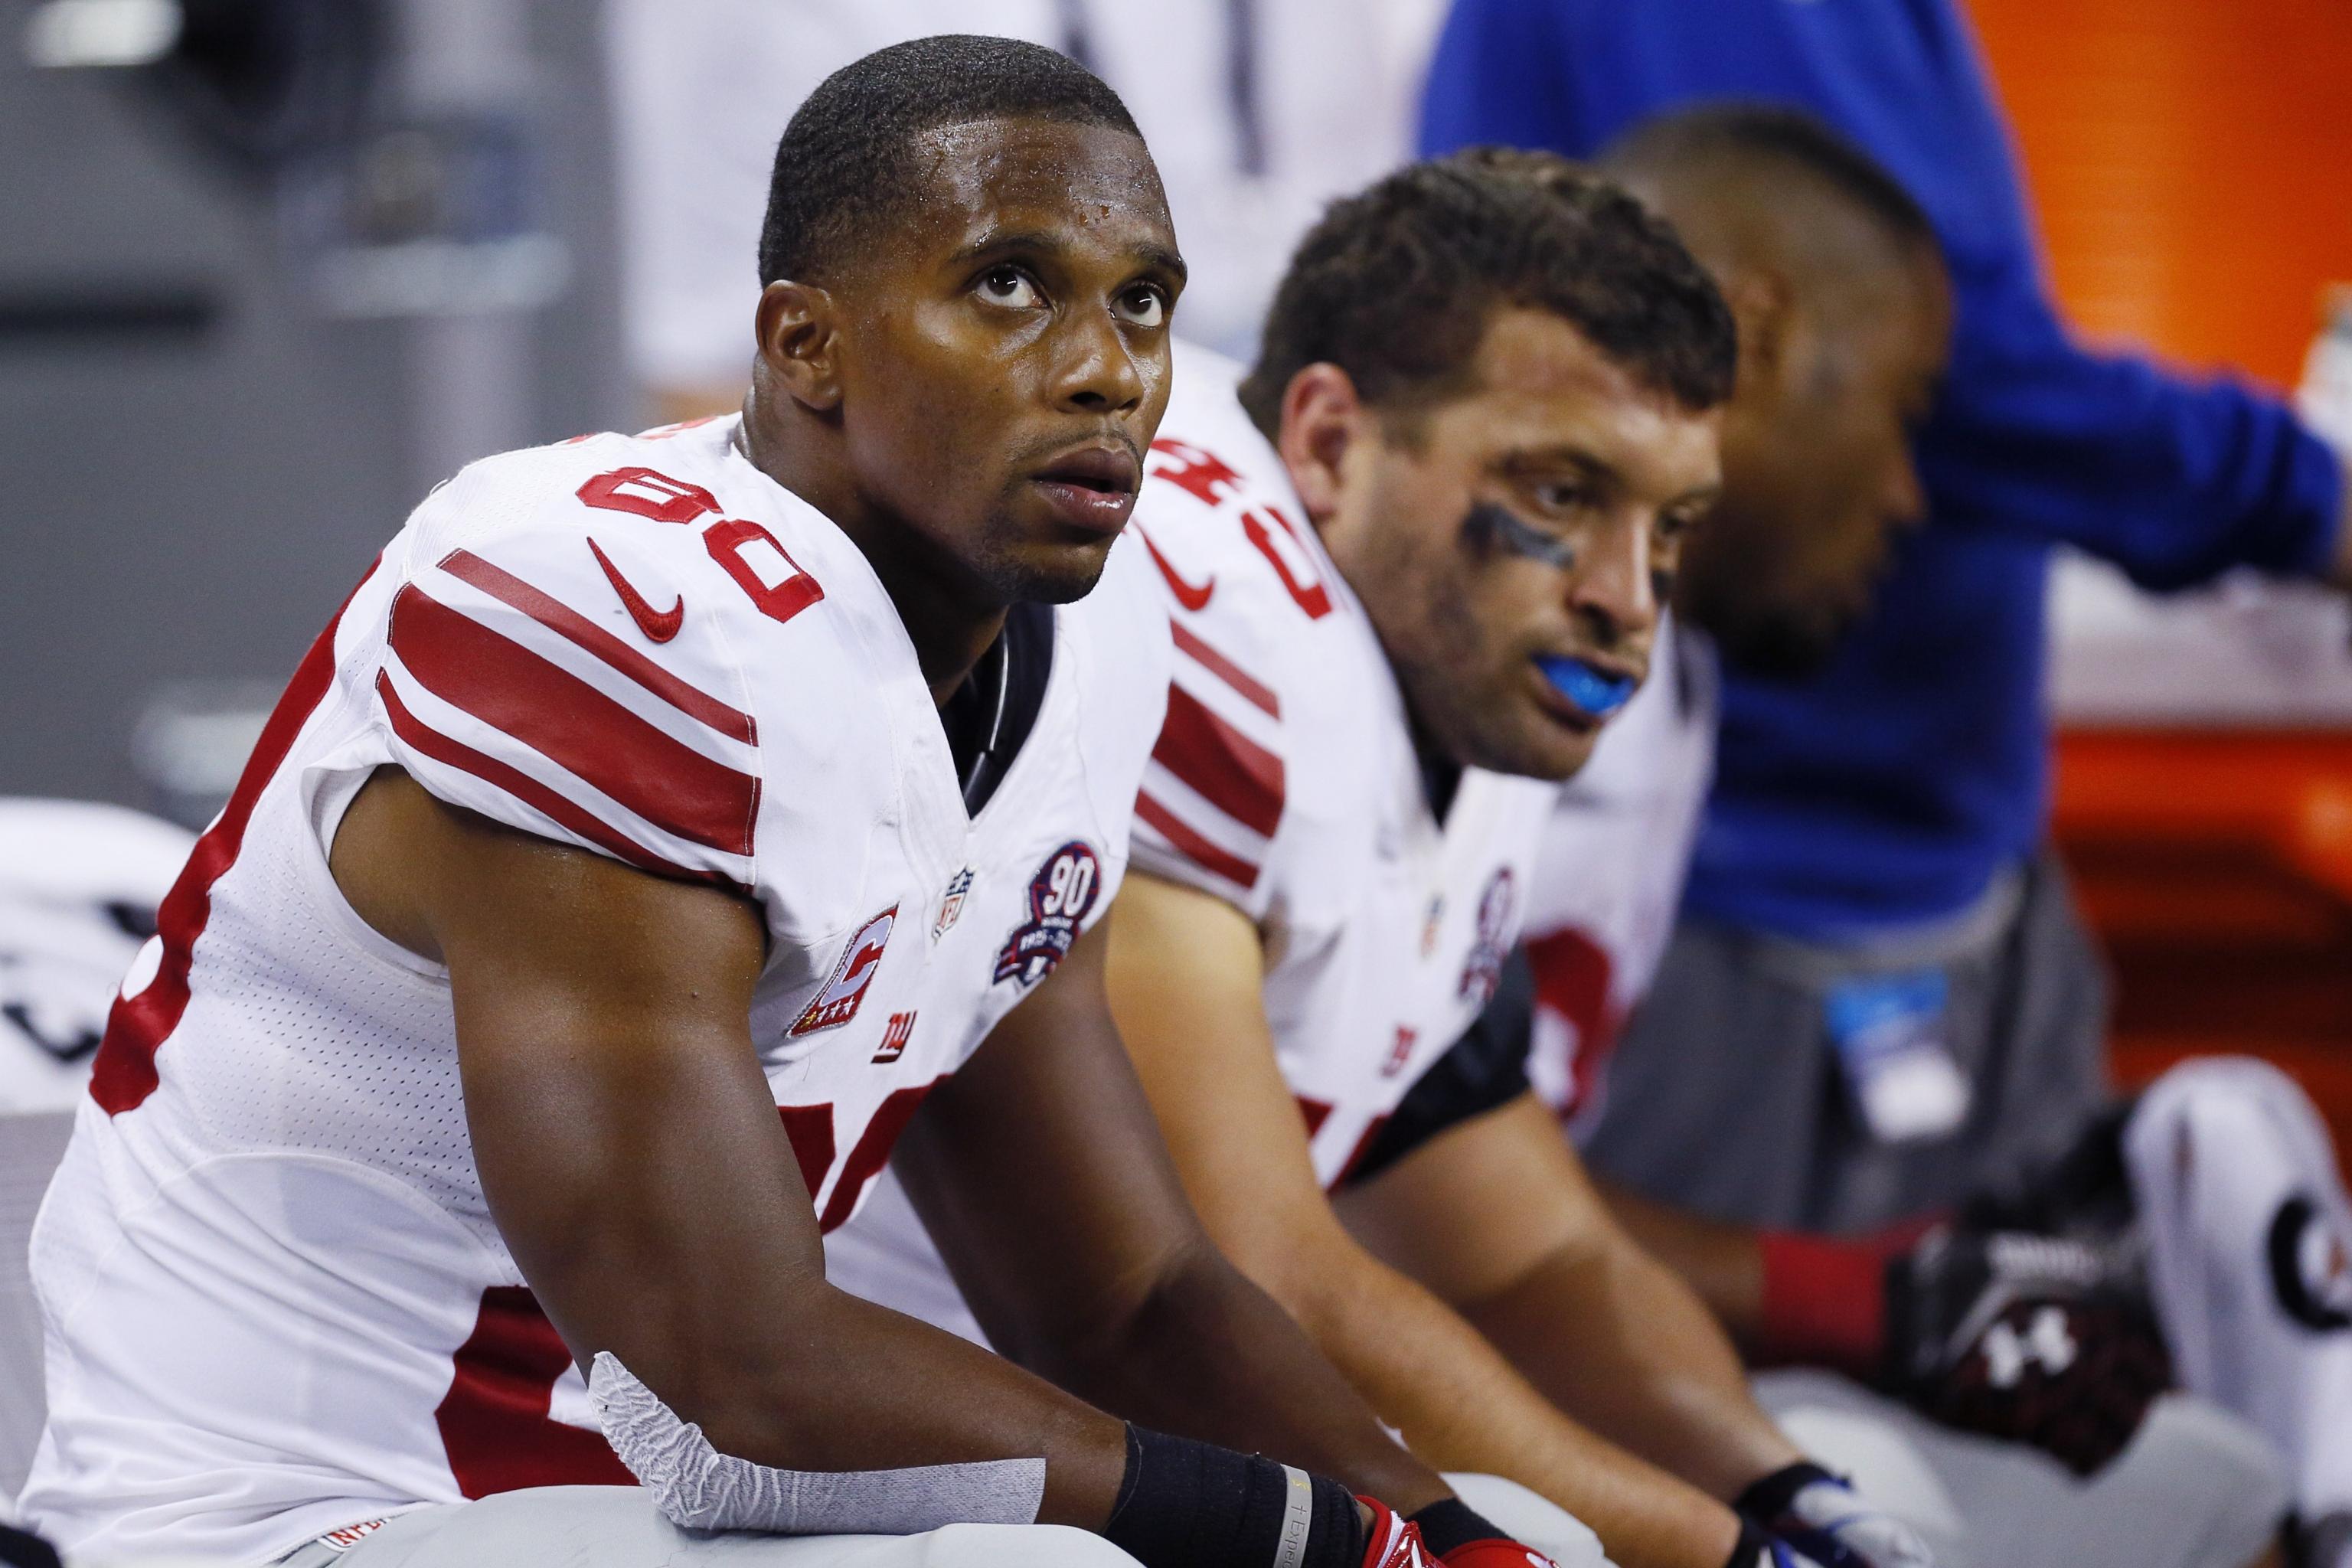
[[758, 34, 1142, 286], [1241, 149, 1736, 439], [1601, 104, 1935, 256]]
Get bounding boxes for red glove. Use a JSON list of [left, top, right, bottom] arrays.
[[1357, 1498, 1436, 1568], [1435, 1540, 1557, 1568], [1388, 1496, 1560, 1568]]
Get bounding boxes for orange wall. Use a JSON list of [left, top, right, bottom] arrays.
[[1967, 0, 2352, 392]]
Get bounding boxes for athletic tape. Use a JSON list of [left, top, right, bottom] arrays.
[[587, 1352, 1046, 1534]]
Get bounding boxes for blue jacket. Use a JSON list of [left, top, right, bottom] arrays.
[[1421, 0, 2344, 938]]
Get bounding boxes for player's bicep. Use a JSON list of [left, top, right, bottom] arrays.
[[1102, 871, 1346, 1282], [888, 913, 1210, 1370], [346, 772, 826, 1383], [1337, 1090, 1611, 1312]]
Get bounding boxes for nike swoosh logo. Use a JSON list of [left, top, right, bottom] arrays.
[[588, 537, 684, 642], [1136, 527, 1214, 611]]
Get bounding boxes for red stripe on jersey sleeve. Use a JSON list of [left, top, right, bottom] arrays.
[[1135, 789, 1261, 890], [1171, 621, 1279, 718], [389, 586, 759, 858], [92, 560, 380, 1116], [1152, 683, 1284, 838], [438, 548, 756, 744], [378, 675, 732, 890]]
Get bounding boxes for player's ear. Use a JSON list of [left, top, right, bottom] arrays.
[[754, 279, 845, 414], [1277, 362, 1367, 525], [1720, 263, 1795, 395]]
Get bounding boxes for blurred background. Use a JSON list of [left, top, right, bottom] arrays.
[[0, 0, 2347, 1122]]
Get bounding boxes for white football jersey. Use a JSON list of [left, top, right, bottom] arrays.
[[1521, 620, 1714, 1132], [0, 801, 194, 1116], [825, 345, 1557, 1340], [1122, 346, 1561, 1182], [18, 416, 1170, 1565]]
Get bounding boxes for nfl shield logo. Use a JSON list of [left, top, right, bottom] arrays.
[[933, 867, 975, 942]]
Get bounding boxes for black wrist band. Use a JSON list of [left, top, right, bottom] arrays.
[[1106, 1424, 1364, 1568], [1735, 1460, 1842, 1524], [1409, 1498, 1511, 1558], [1724, 1517, 1772, 1568], [0, 1523, 62, 1568]]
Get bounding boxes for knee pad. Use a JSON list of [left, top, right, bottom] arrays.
[[2124, 1059, 2352, 1519]]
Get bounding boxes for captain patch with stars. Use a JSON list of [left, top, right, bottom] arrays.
[[994, 841, 1102, 988]]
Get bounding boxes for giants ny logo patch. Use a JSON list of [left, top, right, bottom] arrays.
[[993, 841, 1102, 988], [872, 1011, 917, 1064], [789, 906, 897, 1037]]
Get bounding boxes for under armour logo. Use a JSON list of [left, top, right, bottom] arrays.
[[2269, 1194, 2352, 1331], [1983, 1305, 2079, 1387]]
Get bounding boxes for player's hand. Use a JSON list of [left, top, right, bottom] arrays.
[[1884, 1222, 2168, 1475], [1357, 1497, 1437, 1568], [1736, 1465, 1933, 1568], [0, 1521, 63, 1568]]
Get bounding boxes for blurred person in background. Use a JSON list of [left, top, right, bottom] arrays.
[[604, 0, 1447, 422], [1421, 0, 2351, 1504], [1450, 96, 2348, 1568]]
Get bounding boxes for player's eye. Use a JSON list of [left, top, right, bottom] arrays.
[[975, 265, 1044, 309], [1530, 482, 1589, 514], [1113, 284, 1168, 329]]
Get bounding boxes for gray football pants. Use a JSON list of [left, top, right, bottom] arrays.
[[269, 1473, 1610, 1568], [1590, 851, 2108, 1233], [1756, 1370, 2287, 1568]]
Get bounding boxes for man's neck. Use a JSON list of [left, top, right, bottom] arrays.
[[737, 405, 1005, 707]]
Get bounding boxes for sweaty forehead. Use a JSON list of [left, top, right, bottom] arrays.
[[897, 117, 1171, 258]]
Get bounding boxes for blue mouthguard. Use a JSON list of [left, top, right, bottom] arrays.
[[1537, 655, 1636, 720]]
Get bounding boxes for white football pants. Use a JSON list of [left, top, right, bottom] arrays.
[[260, 1472, 1609, 1568]]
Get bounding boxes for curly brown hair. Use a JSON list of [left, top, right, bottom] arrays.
[[1239, 147, 1736, 440]]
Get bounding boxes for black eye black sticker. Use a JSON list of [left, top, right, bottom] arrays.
[[1462, 501, 1576, 570]]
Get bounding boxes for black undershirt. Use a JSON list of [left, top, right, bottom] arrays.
[[939, 601, 1055, 816], [1344, 944, 1537, 1189]]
